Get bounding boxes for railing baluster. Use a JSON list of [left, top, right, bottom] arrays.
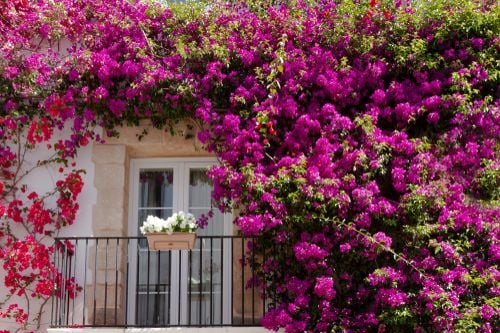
[[188, 248, 192, 326], [114, 238, 119, 326], [241, 236, 245, 325], [251, 238, 255, 324], [199, 238, 203, 325], [62, 242, 67, 326], [58, 241, 63, 327], [50, 241, 55, 327], [93, 239, 98, 326], [262, 244, 266, 323], [104, 238, 108, 325], [66, 253, 72, 327], [83, 238, 88, 326], [178, 250, 181, 325], [125, 238, 130, 327], [72, 239, 78, 326], [156, 248, 161, 325], [146, 246, 151, 325], [220, 237, 224, 325], [167, 250, 171, 325], [230, 237, 234, 325], [60, 242, 66, 326], [210, 237, 213, 325], [135, 240, 140, 325], [51, 240, 59, 327]]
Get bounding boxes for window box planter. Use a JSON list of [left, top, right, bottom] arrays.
[[145, 232, 197, 250]]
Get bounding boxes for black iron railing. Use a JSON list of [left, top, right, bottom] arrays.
[[51, 236, 267, 328]]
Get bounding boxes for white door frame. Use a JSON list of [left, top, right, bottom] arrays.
[[126, 157, 233, 326]]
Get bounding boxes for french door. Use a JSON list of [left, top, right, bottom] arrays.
[[127, 158, 232, 326]]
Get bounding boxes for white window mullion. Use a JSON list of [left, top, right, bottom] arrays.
[[126, 159, 141, 325], [174, 163, 188, 324]]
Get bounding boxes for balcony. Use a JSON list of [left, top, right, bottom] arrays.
[[51, 236, 268, 329]]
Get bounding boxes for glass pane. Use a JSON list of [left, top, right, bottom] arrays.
[[189, 168, 224, 236], [136, 288, 168, 326], [137, 169, 173, 326], [189, 169, 212, 207], [193, 209, 225, 237], [139, 169, 173, 208], [138, 249, 171, 285], [138, 209, 174, 227], [136, 248, 171, 325], [188, 168, 225, 324], [189, 240, 223, 325]]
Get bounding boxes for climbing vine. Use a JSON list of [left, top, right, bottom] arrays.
[[0, 0, 499, 332]]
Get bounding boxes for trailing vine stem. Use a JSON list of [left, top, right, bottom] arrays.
[[334, 218, 427, 278]]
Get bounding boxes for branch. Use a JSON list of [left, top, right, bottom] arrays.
[[34, 296, 50, 330], [336, 219, 426, 277]]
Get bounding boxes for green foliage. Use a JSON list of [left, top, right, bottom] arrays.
[[476, 160, 500, 203]]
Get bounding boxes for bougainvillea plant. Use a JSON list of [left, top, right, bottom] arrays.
[[0, 0, 499, 332]]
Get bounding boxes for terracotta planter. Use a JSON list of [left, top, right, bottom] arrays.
[[145, 232, 197, 250]]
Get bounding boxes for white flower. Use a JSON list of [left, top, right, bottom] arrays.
[[178, 211, 187, 228], [140, 212, 198, 234]]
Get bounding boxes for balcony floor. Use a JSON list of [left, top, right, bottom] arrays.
[[48, 327, 269, 333]]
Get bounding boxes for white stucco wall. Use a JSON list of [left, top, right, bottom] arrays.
[[21, 140, 97, 237], [60, 142, 97, 238], [0, 128, 97, 332]]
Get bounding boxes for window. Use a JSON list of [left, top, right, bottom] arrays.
[[127, 158, 232, 326]]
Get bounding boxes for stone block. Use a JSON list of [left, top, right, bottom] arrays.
[[92, 205, 125, 234], [95, 187, 126, 209], [94, 164, 126, 190], [92, 144, 127, 164], [105, 125, 163, 145]]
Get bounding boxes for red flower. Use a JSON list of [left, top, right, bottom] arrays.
[[48, 97, 65, 117], [26, 118, 53, 144], [27, 201, 52, 233]]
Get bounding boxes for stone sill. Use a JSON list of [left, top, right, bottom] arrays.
[[48, 327, 270, 333]]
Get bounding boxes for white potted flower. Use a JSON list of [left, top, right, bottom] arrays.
[[141, 211, 198, 250]]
